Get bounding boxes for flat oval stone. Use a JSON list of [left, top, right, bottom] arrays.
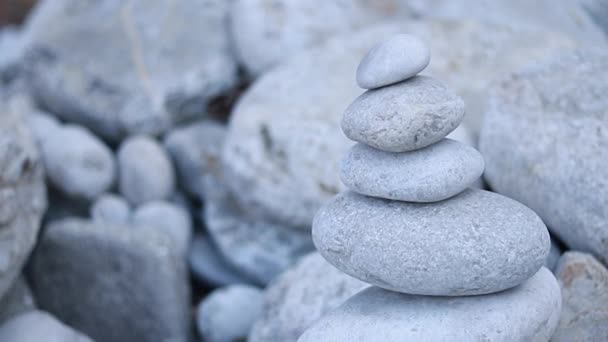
[[313, 189, 550, 295], [340, 139, 484, 202], [357, 34, 430, 89], [342, 75, 465, 152], [298, 268, 561, 342]]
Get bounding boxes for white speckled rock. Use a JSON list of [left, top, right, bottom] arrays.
[[552, 252, 608, 342], [341, 139, 484, 202], [118, 136, 175, 206], [132, 201, 192, 256], [313, 189, 550, 296], [197, 285, 263, 342], [42, 124, 115, 200], [342, 76, 464, 152], [249, 253, 368, 342], [298, 268, 561, 342], [0, 311, 93, 342], [357, 34, 430, 89], [90, 193, 131, 225], [480, 51, 608, 263]]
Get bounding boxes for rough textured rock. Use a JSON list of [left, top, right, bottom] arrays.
[[205, 174, 314, 285], [341, 139, 484, 202], [0, 277, 35, 324], [357, 34, 430, 89], [552, 252, 608, 342], [299, 268, 561, 342], [189, 234, 256, 287], [313, 189, 549, 296], [90, 193, 131, 225], [23, 0, 238, 141], [132, 201, 192, 256], [249, 253, 368, 342], [164, 120, 226, 199], [197, 285, 263, 342], [223, 21, 572, 227], [118, 135, 175, 206], [0, 310, 93, 342], [342, 76, 464, 152], [480, 51, 608, 263], [29, 218, 191, 342], [0, 106, 46, 300]]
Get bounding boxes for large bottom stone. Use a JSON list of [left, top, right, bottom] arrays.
[[299, 267, 561, 342]]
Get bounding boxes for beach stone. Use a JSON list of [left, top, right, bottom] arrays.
[[546, 238, 562, 271], [118, 135, 175, 206], [313, 189, 549, 296], [0, 277, 35, 324], [205, 174, 314, 285], [343, 76, 464, 152], [0, 310, 93, 342], [0, 27, 25, 73], [29, 218, 191, 342], [480, 51, 608, 263], [25, 110, 61, 145], [189, 234, 256, 287], [341, 139, 483, 202], [249, 252, 368, 342], [0, 107, 46, 300], [298, 267, 561, 342], [230, 0, 413, 76], [23, 0, 237, 141], [552, 252, 608, 342], [197, 285, 263, 342], [223, 21, 571, 228], [90, 193, 131, 225], [164, 120, 226, 199], [41, 124, 115, 200], [132, 201, 192, 256], [357, 34, 430, 89]]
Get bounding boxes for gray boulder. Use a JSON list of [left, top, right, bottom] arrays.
[[23, 0, 238, 141], [552, 252, 608, 342], [29, 218, 191, 342], [90, 193, 131, 225], [480, 51, 608, 263], [132, 201, 192, 256], [0, 310, 93, 342], [298, 268, 561, 342], [249, 253, 368, 342], [313, 189, 550, 296]]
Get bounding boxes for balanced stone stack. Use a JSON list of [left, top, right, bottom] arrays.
[[299, 35, 562, 341]]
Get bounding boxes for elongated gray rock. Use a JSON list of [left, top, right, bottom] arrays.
[[0, 311, 93, 342], [313, 189, 549, 296], [341, 139, 483, 202], [342, 76, 464, 152], [29, 218, 191, 342], [298, 268, 561, 342], [480, 51, 608, 263], [357, 34, 430, 89], [552, 252, 608, 342], [249, 253, 367, 342]]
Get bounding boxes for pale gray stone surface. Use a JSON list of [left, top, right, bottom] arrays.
[[25, 110, 61, 145], [164, 120, 226, 199], [0, 27, 25, 73], [197, 285, 263, 342], [546, 238, 563, 271], [118, 135, 175, 206], [132, 201, 192, 256], [41, 124, 115, 200], [341, 139, 484, 202], [357, 34, 430, 89], [24, 0, 238, 141], [313, 189, 550, 296], [90, 193, 131, 225], [298, 268, 561, 342], [0, 310, 93, 342], [29, 218, 191, 342], [249, 253, 368, 342], [0, 107, 46, 300], [343, 76, 464, 152], [223, 21, 571, 227], [189, 234, 256, 287], [552, 252, 608, 342], [480, 51, 608, 263], [0, 277, 36, 324]]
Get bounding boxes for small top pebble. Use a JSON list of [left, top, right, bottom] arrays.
[[357, 34, 430, 89]]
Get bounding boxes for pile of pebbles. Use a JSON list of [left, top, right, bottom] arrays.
[[300, 35, 562, 341]]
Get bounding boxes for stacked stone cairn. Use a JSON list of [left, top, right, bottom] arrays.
[[299, 35, 563, 341]]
